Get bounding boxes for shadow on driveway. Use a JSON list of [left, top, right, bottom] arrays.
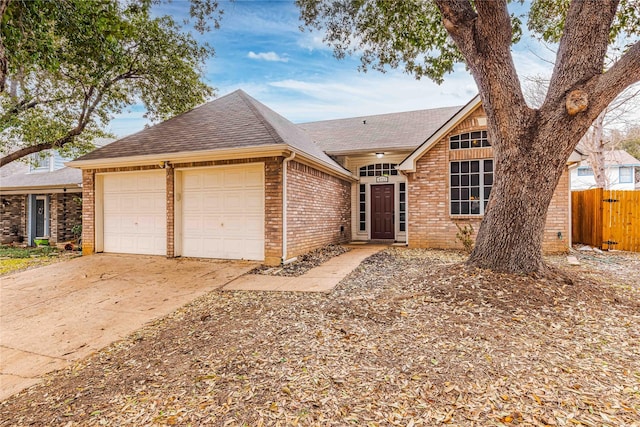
[[0, 254, 256, 401]]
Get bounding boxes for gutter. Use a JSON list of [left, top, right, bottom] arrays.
[[282, 151, 296, 264]]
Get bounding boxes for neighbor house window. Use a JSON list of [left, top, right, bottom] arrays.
[[399, 182, 406, 232], [619, 167, 633, 183], [577, 167, 594, 176], [359, 163, 398, 177], [359, 184, 366, 231], [29, 152, 51, 173], [450, 160, 493, 215], [450, 131, 490, 150]]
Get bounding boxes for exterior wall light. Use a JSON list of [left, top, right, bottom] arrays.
[[376, 153, 384, 159]]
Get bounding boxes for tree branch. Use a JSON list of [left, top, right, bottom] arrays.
[[546, 0, 619, 106], [0, 0, 10, 93], [590, 40, 640, 114], [435, 0, 529, 147]]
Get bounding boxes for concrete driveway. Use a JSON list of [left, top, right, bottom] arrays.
[[0, 254, 256, 401]]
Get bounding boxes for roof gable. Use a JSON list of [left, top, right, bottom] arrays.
[[397, 95, 482, 172]]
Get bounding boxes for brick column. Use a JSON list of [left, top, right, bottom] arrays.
[[82, 170, 95, 255], [166, 165, 175, 258]]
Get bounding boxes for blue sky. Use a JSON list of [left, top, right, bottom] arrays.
[[108, 0, 558, 137]]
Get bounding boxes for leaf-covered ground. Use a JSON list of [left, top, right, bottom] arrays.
[[1, 248, 639, 427], [0, 245, 78, 276]]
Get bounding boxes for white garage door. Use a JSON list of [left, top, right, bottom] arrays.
[[102, 171, 166, 255], [181, 164, 264, 260]]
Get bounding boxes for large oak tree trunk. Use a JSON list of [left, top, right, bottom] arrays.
[[467, 124, 566, 274]]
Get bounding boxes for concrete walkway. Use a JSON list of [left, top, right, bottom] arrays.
[[0, 254, 256, 401], [222, 244, 385, 292]]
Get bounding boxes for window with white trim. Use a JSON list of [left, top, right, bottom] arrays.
[[399, 182, 406, 232], [450, 131, 490, 150], [29, 152, 52, 173], [450, 160, 493, 215], [359, 184, 366, 231], [577, 167, 594, 176], [359, 163, 398, 177], [619, 166, 633, 183]]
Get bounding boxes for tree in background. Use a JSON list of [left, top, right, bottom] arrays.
[[0, 0, 220, 167], [297, 0, 640, 275], [616, 127, 640, 160]]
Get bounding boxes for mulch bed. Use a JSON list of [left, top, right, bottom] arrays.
[[1, 248, 639, 426]]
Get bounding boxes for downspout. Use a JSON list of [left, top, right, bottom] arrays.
[[282, 151, 296, 264]]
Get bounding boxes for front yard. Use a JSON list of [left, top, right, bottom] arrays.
[[1, 248, 639, 426]]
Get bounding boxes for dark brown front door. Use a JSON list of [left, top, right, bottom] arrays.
[[371, 184, 394, 239]]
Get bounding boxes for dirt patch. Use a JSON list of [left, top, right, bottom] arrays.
[[249, 244, 350, 277], [1, 248, 639, 426]]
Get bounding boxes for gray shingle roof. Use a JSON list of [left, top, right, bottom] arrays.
[[299, 106, 462, 154], [0, 166, 81, 190], [75, 90, 345, 172]]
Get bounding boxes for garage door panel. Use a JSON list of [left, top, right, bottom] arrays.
[[102, 171, 166, 256], [244, 215, 263, 234], [243, 190, 264, 211], [181, 165, 264, 260], [224, 193, 246, 212], [245, 168, 264, 184], [138, 174, 164, 191], [203, 194, 222, 211], [203, 171, 223, 189], [223, 169, 245, 187], [183, 173, 202, 190]]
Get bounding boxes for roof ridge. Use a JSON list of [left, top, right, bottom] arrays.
[[300, 104, 463, 125]]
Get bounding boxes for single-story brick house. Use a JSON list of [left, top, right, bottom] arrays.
[[68, 90, 580, 265], [0, 152, 83, 246]]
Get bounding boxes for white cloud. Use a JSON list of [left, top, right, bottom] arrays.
[[255, 67, 478, 123], [247, 51, 289, 62]]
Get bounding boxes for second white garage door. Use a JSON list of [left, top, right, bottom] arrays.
[[181, 164, 264, 260]]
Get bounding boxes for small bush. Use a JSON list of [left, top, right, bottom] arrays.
[[455, 223, 475, 253], [0, 245, 59, 259]]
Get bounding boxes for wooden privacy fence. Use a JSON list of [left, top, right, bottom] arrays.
[[572, 188, 640, 252]]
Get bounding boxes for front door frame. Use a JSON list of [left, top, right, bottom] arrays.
[[370, 183, 395, 240], [28, 194, 49, 245]]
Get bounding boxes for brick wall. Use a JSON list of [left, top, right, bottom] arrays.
[[543, 169, 570, 253], [285, 161, 351, 260], [407, 105, 570, 254], [51, 192, 82, 243], [0, 195, 27, 244]]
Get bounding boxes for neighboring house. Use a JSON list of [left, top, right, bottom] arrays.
[[0, 151, 83, 246], [571, 150, 640, 190], [0, 140, 113, 246], [68, 90, 580, 265]]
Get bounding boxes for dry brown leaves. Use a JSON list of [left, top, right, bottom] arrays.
[[1, 248, 639, 427], [249, 244, 350, 277]]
